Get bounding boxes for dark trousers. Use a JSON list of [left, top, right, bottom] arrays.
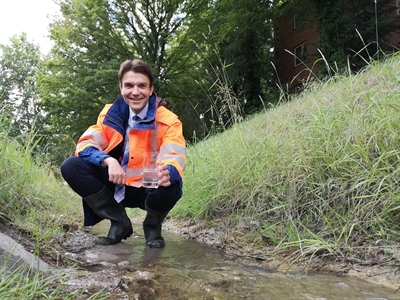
[[60, 156, 182, 213]]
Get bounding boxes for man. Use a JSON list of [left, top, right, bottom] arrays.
[[61, 59, 186, 248]]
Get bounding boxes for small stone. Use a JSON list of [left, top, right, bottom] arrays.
[[333, 282, 350, 289]]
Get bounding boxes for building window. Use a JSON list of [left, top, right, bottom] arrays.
[[294, 43, 306, 66], [397, 0, 400, 15]]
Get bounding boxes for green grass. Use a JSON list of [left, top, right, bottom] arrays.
[[0, 113, 95, 297], [0, 123, 82, 243], [0, 254, 108, 299], [174, 52, 400, 262]]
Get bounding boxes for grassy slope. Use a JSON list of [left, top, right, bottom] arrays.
[[0, 124, 94, 297], [0, 130, 82, 245], [174, 53, 400, 261]]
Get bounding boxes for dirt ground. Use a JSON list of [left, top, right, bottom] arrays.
[[2, 218, 400, 293]]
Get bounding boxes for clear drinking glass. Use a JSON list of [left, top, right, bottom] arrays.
[[142, 151, 160, 188]]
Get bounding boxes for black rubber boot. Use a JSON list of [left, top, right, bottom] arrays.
[[143, 206, 169, 248], [83, 186, 133, 245]]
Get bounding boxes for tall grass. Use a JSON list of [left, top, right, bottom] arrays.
[[185, 35, 245, 139], [0, 254, 108, 299], [0, 110, 96, 297], [174, 52, 400, 262], [0, 111, 82, 242]]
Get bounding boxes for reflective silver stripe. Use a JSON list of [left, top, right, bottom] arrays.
[[160, 144, 186, 156], [77, 129, 108, 150], [126, 168, 144, 177], [76, 140, 102, 151], [130, 181, 143, 187], [150, 122, 159, 153], [161, 154, 186, 170]]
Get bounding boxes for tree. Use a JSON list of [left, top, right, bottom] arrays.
[[37, 0, 125, 144], [0, 34, 45, 137], [209, 0, 275, 115], [37, 0, 210, 143], [177, 0, 276, 127]]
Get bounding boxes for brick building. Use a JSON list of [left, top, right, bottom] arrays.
[[275, 1, 400, 91]]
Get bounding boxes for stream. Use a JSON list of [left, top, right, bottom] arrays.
[[69, 220, 399, 299]]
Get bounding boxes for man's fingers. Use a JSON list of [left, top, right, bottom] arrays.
[[109, 173, 125, 185]]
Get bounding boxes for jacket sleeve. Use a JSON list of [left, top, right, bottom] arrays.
[[74, 111, 111, 167], [167, 164, 183, 186], [77, 146, 110, 167]]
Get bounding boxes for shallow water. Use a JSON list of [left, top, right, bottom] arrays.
[[86, 221, 399, 300]]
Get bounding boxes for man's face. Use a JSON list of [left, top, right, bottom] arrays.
[[120, 71, 154, 114]]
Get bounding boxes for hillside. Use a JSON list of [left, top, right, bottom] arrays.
[[174, 52, 400, 273]]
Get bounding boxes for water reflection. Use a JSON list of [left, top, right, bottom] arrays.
[[88, 220, 398, 299]]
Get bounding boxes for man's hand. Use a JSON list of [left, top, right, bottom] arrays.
[[103, 157, 126, 185], [158, 164, 171, 187]]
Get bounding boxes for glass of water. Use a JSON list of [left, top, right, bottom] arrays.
[[142, 151, 160, 188]]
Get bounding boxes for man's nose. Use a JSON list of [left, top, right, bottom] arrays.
[[131, 86, 139, 94]]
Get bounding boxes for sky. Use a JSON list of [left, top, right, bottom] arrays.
[[0, 0, 60, 54]]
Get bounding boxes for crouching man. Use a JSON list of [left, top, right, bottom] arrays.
[[60, 59, 186, 248]]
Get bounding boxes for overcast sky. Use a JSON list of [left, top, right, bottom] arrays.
[[0, 0, 59, 53]]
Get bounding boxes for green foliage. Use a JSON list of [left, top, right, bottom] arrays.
[[0, 34, 60, 167], [0, 255, 109, 299], [174, 53, 400, 259], [208, 0, 275, 114], [194, 51, 245, 136], [0, 110, 82, 242], [0, 111, 108, 298], [37, 0, 124, 145], [171, 0, 277, 141], [37, 0, 210, 145], [0, 34, 45, 137]]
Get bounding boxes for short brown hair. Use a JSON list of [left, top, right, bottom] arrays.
[[118, 59, 154, 87]]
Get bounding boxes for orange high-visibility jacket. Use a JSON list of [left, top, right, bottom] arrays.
[[75, 94, 186, 187]]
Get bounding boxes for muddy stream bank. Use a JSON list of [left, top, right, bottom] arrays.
[[59, 219, 400, 299]]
